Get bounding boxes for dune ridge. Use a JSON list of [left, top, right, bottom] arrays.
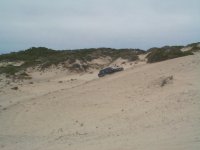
[[0, 51, 200, 150]]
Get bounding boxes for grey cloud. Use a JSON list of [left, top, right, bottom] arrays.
[[0, 0, 200, 53]]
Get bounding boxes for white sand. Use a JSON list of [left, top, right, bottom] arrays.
[[0, 53, 200, 150]]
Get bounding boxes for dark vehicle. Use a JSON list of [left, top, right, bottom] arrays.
[[98, 67, 124, 77]]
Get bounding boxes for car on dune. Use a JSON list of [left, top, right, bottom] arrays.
[[98, 67, 124, 77]]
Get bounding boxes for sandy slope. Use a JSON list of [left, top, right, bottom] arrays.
[[0, 53, 200, 150]]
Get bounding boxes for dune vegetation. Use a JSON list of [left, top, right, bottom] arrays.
[[146, 46, 193, 63], [0, 42, 199, 75]]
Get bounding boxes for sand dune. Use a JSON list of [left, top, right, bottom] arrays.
[[0, 53, 200, 150]]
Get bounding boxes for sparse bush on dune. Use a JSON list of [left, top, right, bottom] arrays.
[[71, 63, 81, 70], [0, 65, 19, 75], [146, 46, 193, 63], [0, 47, 57, 62], [17, 72, 32, 80], [68, 58, 76, 64], [68, 63, 90, 72], [0, 47, 142, 75], [82, 64, 89, 71], [11, 86, 18, 90], [112, 50, 139, 61], [186, 42, 200, 48], [160, 75, 173, 87], [186, 42, 200, 52], [0, 42, 198, 75]]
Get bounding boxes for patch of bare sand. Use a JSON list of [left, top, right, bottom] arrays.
[[0, 53, 200, 150]]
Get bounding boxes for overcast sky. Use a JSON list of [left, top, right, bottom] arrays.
[[0, 0, 200, 53]]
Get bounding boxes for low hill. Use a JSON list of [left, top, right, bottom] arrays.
[[0, 47, 144, 75], [0, 42, 199, 76]]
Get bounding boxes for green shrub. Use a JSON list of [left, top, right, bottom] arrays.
[[72, 63, 81, 69], [146, 47, 193, 63], [0, 65, 19, 75], [82, 64, 89, 71]]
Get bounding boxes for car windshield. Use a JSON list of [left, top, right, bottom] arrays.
[[100, 70, 105, 74], [99, 67, 113, 73]]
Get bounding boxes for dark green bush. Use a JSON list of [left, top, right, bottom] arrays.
[[72, 63, 81, 69], [146, 48, 193, 63], [0, 65, 19, 75]]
